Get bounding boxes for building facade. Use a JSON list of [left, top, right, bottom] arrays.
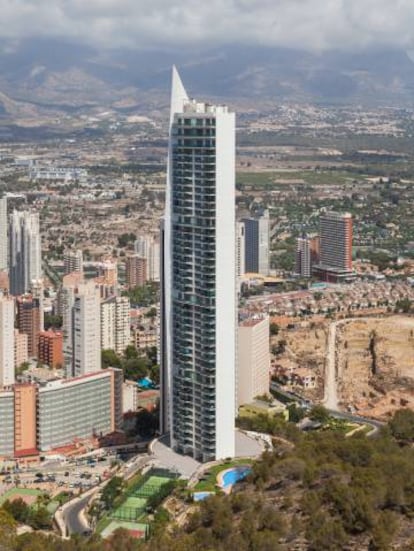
[[16, 295, 41, 358], [125, 255, 147, 289], [134, 235, 160, 282], [38, 330, 63, 369], [161, 68, 236, 462], [237, 317, 270, 406], [0, 196, 7, 271], [243, 210, 270, 275], [0, 369, 122, 458], [236, 221, 246, 277], [9, 210, 42, 296], [14, 330, 28, 370], [295, 234, 320, 278], [313, 211, 354, 282], [0, 295, 15, 387], [101, 296, 130, 355], [63, 249, 83, 275], [63, 280, 101, 378]]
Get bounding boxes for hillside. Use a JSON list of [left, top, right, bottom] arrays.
[[1, 39, 414, 123]]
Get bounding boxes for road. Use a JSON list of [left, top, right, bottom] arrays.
[[323, 319, 341, 410], [63, 494, 92, 536]]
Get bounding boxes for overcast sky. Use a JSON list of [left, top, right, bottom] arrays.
[[0, 0, 413, 52]]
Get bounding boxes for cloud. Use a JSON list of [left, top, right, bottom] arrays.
[[0, 0, 414, 52]]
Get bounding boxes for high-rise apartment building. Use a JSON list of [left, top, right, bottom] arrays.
[[313, 212, 354, 282], [63, 249, 83, 275], [9, 210, 42, 296], [16, 295, 41, 358], [0, 196, 7, 271], [237, 317, 270, 406], [295, 234, 320, 278], [243, 210, 270, 275], [161, 68, 236, 462], [38, 330, 63, 369], [134, 235, 160, 282], [0, 295, 15, 387], [236, 221, 246, 277], [63, 280, 101, 378], [14, 330, 28, 370], [101, 296, 130, 355], [125, 255, 147, 288]]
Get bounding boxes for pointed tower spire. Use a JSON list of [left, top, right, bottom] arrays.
[[170, 66, 189, 125]]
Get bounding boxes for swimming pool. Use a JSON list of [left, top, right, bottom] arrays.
[[218, 466, 252, 491]]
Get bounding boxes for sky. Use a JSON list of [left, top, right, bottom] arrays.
[[0, 0, 413, 52]]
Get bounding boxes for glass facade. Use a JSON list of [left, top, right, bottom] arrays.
[[171, 115, 218, 461]]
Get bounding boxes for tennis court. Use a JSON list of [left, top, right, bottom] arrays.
[[101, 520, 149, 540], [109, 469, 178, 524]]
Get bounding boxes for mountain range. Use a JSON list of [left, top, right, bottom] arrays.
[[1, 38, 414, 120]]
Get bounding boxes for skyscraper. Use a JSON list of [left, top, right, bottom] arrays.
[[9, 210, 42, 296], [16, 295, 41, 358], [161, 68, 236, 462], [313, 211, 354, 283], [295, 234, 320, 278], [243, 210, 270, 275], [125, 255, 147, 288], [0, 295, 15, 387], [63, 279, 101, 378], [0, 196, 7, 271], [101, 295, 130, 355], [134, 235, 160, 282], [236, 221, 246, 278]]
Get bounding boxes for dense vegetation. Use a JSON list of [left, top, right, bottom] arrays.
[[101, 344, 159, 383], [142, 410, 414, 551], [122, 283, 159, 307], [3, 411, 414, 549]]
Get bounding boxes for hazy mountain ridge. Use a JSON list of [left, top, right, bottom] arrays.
[[1, 39, 414, 120]]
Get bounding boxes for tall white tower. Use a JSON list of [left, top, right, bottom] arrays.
[[63, 279, 101, 378], [9, 210, 42, 296], [161, 67, 236, 462], [73, 281, 101, 377], [0, 196, 7, 271], [0, 294, 15, 387]]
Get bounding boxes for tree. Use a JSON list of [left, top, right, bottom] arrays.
[[0, 508, 17, 548], [309, 405, 330, 424], [389, 408, 414, 441], [102, 349, 122, 369], [269, 323, 280, 336]]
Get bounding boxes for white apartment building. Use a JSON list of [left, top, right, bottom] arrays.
[[101, 296, 130, 355], [62, 279, 101, 378], [161, 67, 236, 462], [0, 295, 15, 387], [237, 317, 270, 406], [0, 196, 7, 271], [63, 249, 83, 275], [134, 235, 160, 282]]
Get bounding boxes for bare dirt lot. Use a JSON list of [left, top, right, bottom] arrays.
[[337, 316, 414, 420]]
